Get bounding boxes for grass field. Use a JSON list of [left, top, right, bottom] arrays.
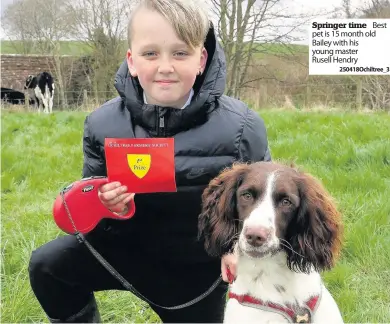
[[0, 39, 308, 57], [1, 109, 390, 323], [0, 40, 95, 56]]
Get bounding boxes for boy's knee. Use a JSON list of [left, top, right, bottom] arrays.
[[28, 245, 53, 282], [28, 236, 76, 283]]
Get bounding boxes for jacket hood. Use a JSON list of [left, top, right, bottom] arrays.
[[114, 22, 226, 136]]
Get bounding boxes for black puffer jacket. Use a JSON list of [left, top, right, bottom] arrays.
[[82, 24, 271, 262]]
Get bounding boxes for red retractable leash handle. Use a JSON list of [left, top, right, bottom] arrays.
[[52, 176, 136, 234]]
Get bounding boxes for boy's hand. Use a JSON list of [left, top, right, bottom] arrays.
[[221, 253, 237, 283], [98, 181, 134, 214]]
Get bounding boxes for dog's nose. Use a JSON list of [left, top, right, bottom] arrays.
[[244, 226, 271, 247]]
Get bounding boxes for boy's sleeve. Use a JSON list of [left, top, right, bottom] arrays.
[[82, 116, 107, 178], [238, 109, 272, 162]]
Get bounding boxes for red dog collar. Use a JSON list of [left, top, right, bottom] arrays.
[[228, 291, 320, 323]]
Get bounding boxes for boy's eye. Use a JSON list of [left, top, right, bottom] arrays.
[[143, 52, 156, 57], [174, 51, 188, 57]]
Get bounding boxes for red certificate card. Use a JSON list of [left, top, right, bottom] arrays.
[[104, 138, 177, 194]]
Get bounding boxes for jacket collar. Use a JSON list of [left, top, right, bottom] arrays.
[[143, 88, 194, 110]]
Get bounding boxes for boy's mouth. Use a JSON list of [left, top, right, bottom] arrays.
[[155, 80, 178, 85]]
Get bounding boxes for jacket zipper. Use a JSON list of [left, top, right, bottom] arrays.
[[158, 110, 165, 137]]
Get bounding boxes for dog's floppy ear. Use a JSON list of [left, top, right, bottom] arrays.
[[286, 171, 343, 273], [198, 163, 249, 257]]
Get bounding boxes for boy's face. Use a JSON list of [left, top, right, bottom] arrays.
[[126, 8, 208, 108]]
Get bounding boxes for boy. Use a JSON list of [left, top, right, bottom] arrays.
[[28, 0, 271, 322]]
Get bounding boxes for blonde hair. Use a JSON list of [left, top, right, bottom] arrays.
[[127, 0, 210, 49]]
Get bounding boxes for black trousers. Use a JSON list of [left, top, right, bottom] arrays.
[[28, 228, 227, 323]]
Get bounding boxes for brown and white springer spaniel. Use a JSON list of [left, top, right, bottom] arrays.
[[198, 161, 344, 323]]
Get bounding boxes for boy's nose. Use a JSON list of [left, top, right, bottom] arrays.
[[158, 64, 174, 74], [157, 57, 174, 74]]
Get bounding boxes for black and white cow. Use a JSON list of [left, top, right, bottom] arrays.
[[24, 72, 55, 113], [1, 87, 28, 105]]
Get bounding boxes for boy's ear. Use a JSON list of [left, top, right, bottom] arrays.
[[200, 47, 208, 73], [126, 49, 137, 77]]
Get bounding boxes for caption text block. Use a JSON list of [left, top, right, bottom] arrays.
[[309, 19, 389, 75]]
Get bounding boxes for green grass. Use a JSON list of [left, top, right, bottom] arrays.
[[251, 42, 308, 57], [0, 39, 307, 57], [1, 40, 96, 56], [1, 109, 390, 322]]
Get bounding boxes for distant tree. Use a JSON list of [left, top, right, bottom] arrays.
[[66, 0, 133, 102], [360, 0, 390, 18], [1, 0, 34, 54]]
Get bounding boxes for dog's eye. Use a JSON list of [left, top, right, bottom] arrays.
[[241, 192, 253, 200], [281, 198, 292, 206]]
